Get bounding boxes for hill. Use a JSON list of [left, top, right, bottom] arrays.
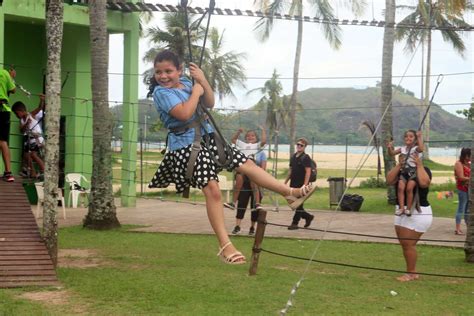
[[235, 86, 471, 145], [112, 86, 471, 146]]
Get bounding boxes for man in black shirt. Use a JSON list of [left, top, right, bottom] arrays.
[[285, 137, 315, 230]]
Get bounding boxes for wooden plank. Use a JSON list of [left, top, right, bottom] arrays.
[[0, 260, 52, 266], [0, 270, 57, 276], [0, 246, 46, 251], [0, 275, 58, 282], [0, 250, 49, 255], [1, 265, 55, 271], [0, 255, 52, 260], [0, 181, 59, 288], [0, 281, 60, 288]]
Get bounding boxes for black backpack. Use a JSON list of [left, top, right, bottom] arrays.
[[308, 155, 317, 182]]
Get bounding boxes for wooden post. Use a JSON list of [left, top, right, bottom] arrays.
[[249, 210, 267, 276]]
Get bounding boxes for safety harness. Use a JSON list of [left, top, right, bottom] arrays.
[[400, 74, 444, 214], [162, 0, 235, 198]]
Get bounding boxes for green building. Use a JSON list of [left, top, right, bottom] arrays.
[[0, 0, 139, 206]]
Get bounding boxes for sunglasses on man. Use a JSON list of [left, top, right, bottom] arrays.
[[296, 143, 305, 147]]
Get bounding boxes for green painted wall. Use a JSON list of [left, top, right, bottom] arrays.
[[0, 1, 139, 205]]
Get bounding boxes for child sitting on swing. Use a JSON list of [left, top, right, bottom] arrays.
[[148, 50, 315, 265], [388, 130, 424, 216]]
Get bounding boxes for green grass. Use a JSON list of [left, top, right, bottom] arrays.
[[149, 186, 459, 219], [1, 227, 472, 315], [424, 159, 454, 171]]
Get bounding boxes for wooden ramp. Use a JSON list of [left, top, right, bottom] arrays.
[[0, 180, 59, 288]]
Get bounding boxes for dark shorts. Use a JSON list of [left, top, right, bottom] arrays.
[[0, 111, 11, 143], [24, 141, 42, 153]]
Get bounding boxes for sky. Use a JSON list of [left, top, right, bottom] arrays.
[[108, 0, 473, 117]]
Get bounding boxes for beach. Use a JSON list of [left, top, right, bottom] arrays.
[[273, 152, 456, 170]]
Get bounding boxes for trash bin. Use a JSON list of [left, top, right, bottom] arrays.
[[327, 177, 345, 208], [22, 182, 38, 205], [340, 194, 364, 212]]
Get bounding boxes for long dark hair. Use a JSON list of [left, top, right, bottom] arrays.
[[147, 50, 182, 98], [459, 147, 471, 164]]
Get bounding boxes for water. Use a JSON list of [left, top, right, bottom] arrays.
[[134, 141, 459, 158]]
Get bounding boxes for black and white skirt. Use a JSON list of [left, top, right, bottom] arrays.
[[148, 133, 247, 193]]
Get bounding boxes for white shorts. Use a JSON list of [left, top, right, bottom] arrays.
[[394, 205, 433, 233]]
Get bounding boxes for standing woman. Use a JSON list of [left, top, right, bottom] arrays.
[[387, 153, 432, 282], [454, 148, 471, 235]]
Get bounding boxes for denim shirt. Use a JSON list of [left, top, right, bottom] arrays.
[[153, 77, 213, 151]]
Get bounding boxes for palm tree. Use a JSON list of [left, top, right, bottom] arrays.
[[201, 27, 247, 103], [360, 120, 382, 181], [142, 12, 204, 85], [83, 0, 120, 229], [254, 0, 365, 156], [43, 0, 64, 266], [247, 69, 287, 158], [381, 0, 397, 204], [395, 0, 469, 159]]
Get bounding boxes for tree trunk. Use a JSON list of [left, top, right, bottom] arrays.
[[423, 29, 432, 160], [83, 0, 120, 229], [43, 0, 64, 268], [288, 2, 303, 156], [381, 0, 396, 204], [464, 143, 474, 262]]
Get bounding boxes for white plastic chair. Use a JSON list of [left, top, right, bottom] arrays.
[[34, 182, 66, 219], [218, 175, 232, 203], [65, 173, 90, 208]]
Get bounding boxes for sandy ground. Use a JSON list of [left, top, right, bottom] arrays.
[[274, 152, 456, 169]]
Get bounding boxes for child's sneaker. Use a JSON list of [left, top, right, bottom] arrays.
[[19, 168, 29, 178], [248, 227, 255, 236], [405, 208, 412, 216], [255, 203, 263, 211], [395, 208, 404, 216], [3, 172, 14, 182], [232, 225, 241, 235]]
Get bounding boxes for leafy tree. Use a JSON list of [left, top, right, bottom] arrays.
[[254, 0, 365, 155], [201, 27, 247, 103], [248, 69, 287, 157], [142, 12, 204, 85], [395, 0, 469, 159]]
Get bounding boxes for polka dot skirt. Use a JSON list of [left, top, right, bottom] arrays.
[[149, 133, 247, 193]]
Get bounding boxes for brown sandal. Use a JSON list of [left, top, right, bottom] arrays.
[[286, 184, 316, 210]]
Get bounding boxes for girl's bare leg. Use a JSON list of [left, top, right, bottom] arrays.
[[395, 225, 422, 280], [406, 180, 416, 210], [233, 173, 243, 204], [202, 180, 244, 261], [398, 180, 406, 210], [237, 160, 292, 197]]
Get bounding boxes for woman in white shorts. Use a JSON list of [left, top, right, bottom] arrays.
[[387, 153, 432, 282]]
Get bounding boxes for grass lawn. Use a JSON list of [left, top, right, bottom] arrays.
[[145, 184, 459, 219], [1, 227, 473, 315]]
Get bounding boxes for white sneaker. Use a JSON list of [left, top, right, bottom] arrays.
[[395, 208, 404, 216]]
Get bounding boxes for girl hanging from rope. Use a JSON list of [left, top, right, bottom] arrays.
[[148, 50, 315, 265], [387, 130, 424, 216]]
